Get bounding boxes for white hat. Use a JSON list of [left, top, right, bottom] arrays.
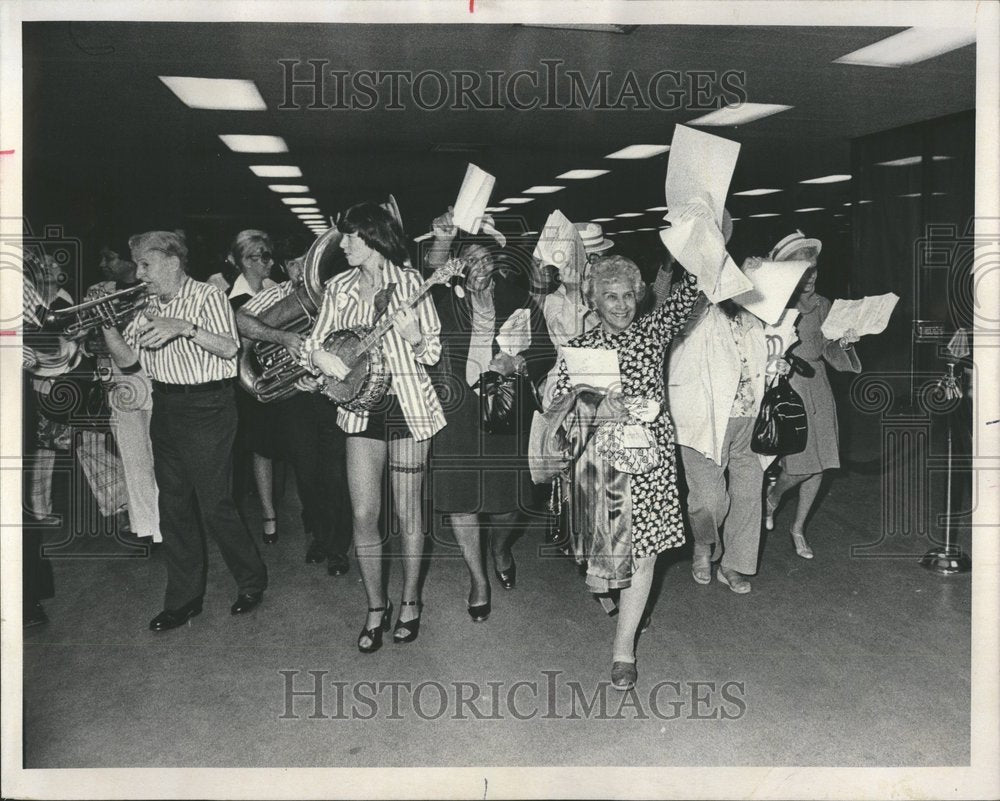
[[769, 230, 822, 262], [574, 222, 614, 255]]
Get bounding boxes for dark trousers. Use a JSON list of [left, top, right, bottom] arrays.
[[150, 385, 268, 609], [279, 392, 352, 557]]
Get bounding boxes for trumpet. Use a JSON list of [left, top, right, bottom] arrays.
[[43, 283, 150, 337]]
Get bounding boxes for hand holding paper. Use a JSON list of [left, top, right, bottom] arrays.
[[820, 293, 900, 340], [562, 347, 622, 392], [733, 259, 811, 325], [534, 210, 587, 281], [495, 307, 532, 356]]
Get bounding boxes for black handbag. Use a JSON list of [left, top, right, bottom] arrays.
[[751, 374, 808, 456], [474, 370, 540, 435]]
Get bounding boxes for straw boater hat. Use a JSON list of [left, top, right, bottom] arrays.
[[769, 230, 822, 262], [574, 222, 614, 255]]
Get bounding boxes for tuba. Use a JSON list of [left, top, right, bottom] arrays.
[[238, 195, 404, 403]]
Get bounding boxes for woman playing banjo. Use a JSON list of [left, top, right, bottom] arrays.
[[299, 201, 446, 653]]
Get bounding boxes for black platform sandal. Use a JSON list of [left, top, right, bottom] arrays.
[[392, 600, 422, 644], [358, 600, 393, 654]]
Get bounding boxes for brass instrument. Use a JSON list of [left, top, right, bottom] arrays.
[[43, 283, 150, 337], [239, 196, 404, 403]]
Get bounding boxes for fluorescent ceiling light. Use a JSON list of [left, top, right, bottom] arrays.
[[268, 184, 310, 193], [605, 144, 670, 159], [645, 206, 669, 212], [833, 27, 975, 68], [293, 206, 321, 213], [297, 214, 325, 219], [219, 134, 287, 153], [932, 192, 947, 196], [250, 165, 302, 178], [556, 169, 610, 179], [615, 212, 643, 218], [732, 188, 782, 197], [522, 186, 564, 194], [484, 206, 509, 212], [795, 207, 825, 212], [283, 197, 317, 206], [413, 233, 434, 242], [799, 174, 851, 184], [159, 76, 267, 111], [877, 155, 954, 166], [500, 198, 533, 205], [635, 227, 656, 232], [898, 192, 921, 198], [729, 218, 742, 222], [592, 217, 614, 222], [617, 230, 634, 234], [858, 199, 874, 205], [688, 103, 792, 126], [749, 213, 781, 218]]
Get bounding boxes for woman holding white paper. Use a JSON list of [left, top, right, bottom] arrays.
[[548, 254, 700, 690], [764, 232, 861, 558], [426, 209, 555, 621]]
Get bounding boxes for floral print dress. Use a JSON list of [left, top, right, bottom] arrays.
[[553, 272, 701, 557]]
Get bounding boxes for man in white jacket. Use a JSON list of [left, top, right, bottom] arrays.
[[668, 259, 786, 593]]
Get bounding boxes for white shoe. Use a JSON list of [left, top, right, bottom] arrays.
[[791, 531, 814, 559]]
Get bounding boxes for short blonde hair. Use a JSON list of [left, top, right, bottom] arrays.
[[583, 255, 646, 305]]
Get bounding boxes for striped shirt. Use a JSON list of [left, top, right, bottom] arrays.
[[241, 280, 297, 317], [301, 262, 445, 441], [123, 276, 238, 384]]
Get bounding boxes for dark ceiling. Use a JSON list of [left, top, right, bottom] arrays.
[[22, 21, 976, 272]]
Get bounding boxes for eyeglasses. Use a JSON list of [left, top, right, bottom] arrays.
[[245, 251, 274, 264]]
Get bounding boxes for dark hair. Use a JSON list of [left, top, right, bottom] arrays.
[[337, 201, 409, 267]]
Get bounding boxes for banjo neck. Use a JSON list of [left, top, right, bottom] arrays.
[[355, 274, 438, 357]]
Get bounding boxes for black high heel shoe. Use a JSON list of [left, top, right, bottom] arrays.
[[467, 594, 491, 622], [494, 556, 517, 591], [262, 517, 278, 545], [358, 600, 393, 654], [393, 600, 422, 644]]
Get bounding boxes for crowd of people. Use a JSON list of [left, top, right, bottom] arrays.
[[22, 202, 862, 689]]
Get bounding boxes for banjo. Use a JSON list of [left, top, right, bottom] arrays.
[[318, 258, 465, 411]]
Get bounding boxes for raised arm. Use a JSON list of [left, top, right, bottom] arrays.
[[638, 269, 702, 342]]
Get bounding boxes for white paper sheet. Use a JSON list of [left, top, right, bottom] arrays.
[[533, 210, 587, 275], [664, 124, 741, 226], [452, 163, 496, 234], [495, 307, 532, 356], [947, 327, 970, 359], [561, 347, 621, 391], [820, 293, 900, 339], [734, 259, 811, 325]]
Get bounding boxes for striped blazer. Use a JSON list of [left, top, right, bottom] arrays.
[[301, 261, 446, 442], [123, 277, 239, 384]]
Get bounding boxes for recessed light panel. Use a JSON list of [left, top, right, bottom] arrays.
[[522, 186, 564, 194], [500, 198, 534, 205], [795, 207, 825, 212], [799, 174, 851, 185], [159, 77, 267, 110], [605, 145, 670, 159], [250, 165, 302, 178], [749, 213, 781, 218], [688, 103, 792, 126], [219, 135, 287, 153], [615, 212, 643, 218], [268, 184, 310, 193], [834, 27, 975, 67], [556, 169, 610, 179], [732, 188, 783, 197], [282, 198, 317, 206]]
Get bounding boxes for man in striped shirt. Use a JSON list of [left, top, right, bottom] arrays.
[[102, 230, 268, 631], [236, 253, 353, 576]]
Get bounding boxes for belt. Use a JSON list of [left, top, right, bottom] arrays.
[[152, 378, 235, 394]]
